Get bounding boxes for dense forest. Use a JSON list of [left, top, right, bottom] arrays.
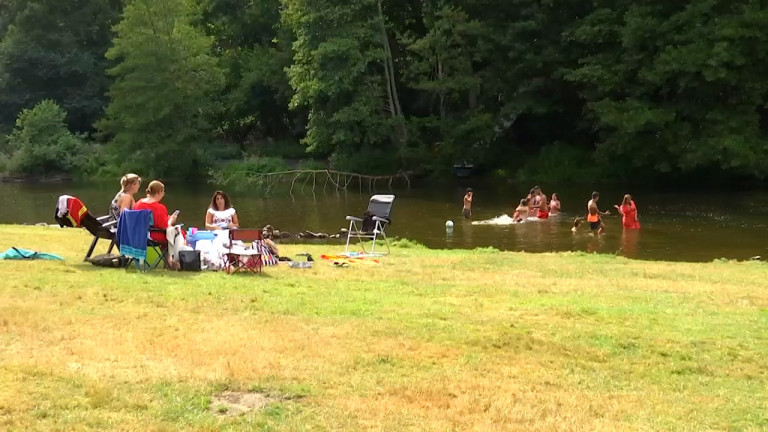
[[1, 0, 767, 183]]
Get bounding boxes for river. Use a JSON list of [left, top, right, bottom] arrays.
[[1, 181, 766, 262]]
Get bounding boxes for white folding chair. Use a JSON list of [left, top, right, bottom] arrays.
[[344, 194, 394, 255]]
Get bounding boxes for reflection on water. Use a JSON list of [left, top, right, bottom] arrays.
[[1, 181, 767, 262]]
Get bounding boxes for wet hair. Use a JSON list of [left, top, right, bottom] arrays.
[[120, 173, 141, 189], [552, 193, 559, 200], [209, 190, 232, 211], [573, 218, 582, 228], [466, 188, 473, 194], [591, 191, 600, 199], [520, 198, 528, 206], [146, 180, 164, 196], [622, 194, 632, 206], [529, 188, 536, 195]]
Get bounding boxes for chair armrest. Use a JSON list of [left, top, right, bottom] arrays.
[[102, 219, 118, 228], [372, 216, 389, 223], [97, 215, 111, 223], [346, 216, 362, 221]]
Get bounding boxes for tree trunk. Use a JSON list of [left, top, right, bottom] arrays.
[[377, 0, 408, 152]]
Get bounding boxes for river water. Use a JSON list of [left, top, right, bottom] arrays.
[[1, 181, 766, 262]]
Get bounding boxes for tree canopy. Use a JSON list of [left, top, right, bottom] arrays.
[[1, 0, 767, 181]]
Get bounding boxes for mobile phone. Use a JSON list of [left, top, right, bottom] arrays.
[[172, 210, 180, 217]]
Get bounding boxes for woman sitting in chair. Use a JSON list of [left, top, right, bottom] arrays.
[[134, 180, 184, 268], [108, 173, 141, 222], [205, 190, 240, 230]]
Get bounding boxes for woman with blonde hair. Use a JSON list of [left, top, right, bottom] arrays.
[[109, 173, 141, 221], [134, 180, 185, 268]]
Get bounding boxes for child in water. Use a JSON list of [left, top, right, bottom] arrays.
[[512, 198, 529, 223], [571, 218, 582, 233], [462, 188, 473, 219]]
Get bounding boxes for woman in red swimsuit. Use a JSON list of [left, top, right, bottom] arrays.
[[614, 194, 641, 229]]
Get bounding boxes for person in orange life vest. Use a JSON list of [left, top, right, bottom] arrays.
[[586, 191, 610, 236]]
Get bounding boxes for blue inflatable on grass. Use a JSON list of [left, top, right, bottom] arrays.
[[0, 247, 64, 260]]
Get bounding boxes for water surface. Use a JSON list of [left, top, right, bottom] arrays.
[[1, 181, 766, 262]]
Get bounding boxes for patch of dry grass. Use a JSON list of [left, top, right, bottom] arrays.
[[0, 225, 766, 431]]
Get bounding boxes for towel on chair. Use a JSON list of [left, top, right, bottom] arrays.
[[117, 209, 152, 262]]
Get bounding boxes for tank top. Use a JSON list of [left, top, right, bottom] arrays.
[[109, 192, 125, 221], [208, 207, 236, 227]]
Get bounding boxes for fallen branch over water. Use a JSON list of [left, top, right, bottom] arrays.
[[210, 169, 411, 194]]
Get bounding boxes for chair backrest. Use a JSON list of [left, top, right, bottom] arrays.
[[367, 194, 395, 220], [80, 212, 106, 237], [229, 229, 263, 243], [55, 195, 91, 228]]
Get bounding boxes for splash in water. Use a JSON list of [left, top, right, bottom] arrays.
[[472, 214, 540, 225]]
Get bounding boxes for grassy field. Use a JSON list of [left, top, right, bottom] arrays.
[[0, 225, 766, 431]]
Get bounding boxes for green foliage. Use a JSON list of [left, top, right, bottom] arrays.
[[226, 156, 290, 174], [198, 0, 297, 145], [0, 0, 121, 133], [4, 100, 91, 176], [297, 159, 327, 170], [564, 1, 768, 177], [281, 0, 397, 159], [209, 155, 290, 188], [98, 0, 224, 179], [516, 143, 601, 184], [389, 238, 427, 249], [4, 0, 768, 182]]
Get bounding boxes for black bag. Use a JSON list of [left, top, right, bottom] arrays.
[[88, 253, 127, 268], [179, 250, 201, 271]]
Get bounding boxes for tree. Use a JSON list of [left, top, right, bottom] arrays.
[[0, 0, 121, 134], [565, 0, 768, 177], [197, 0, 297, 148], [5, 100, 89, 175], [281, 0, 406, 172], [98, 0, 224, 178], [404, 4, 493, 166]]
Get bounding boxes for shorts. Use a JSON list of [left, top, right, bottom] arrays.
[[462, 208, 471, 218], [537, 210, 549, 219], [589, 220, 601, 231]]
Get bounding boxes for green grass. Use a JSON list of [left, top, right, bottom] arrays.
[[0, 225, 766, 431]]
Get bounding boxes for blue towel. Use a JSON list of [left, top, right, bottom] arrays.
[[117, 209, 152, 262]]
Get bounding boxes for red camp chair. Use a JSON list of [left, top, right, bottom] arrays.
[[225, 229, 264, 274]]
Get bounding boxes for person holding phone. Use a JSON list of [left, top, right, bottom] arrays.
[[134, 180, 185, 268], [205, 190, 240, 230]]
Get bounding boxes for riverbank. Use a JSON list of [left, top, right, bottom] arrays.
[[1, 225, 766, 431]]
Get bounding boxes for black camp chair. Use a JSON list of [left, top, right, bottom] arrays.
[[54, 195, 117, 261], [344, 194, 394, 255]]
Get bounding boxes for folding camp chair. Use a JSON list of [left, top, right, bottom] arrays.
[[344, 194, 394, 255], [225, 229, 265, 274], [116, 209, 172, 271], [54, 195, 117, 261]]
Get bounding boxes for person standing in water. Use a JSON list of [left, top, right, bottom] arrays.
[[535, 187, 549, 219], [587, 191, 610, 236], [549, 193, 561, 216], [462, 188, 473, 219], [614, 194, 641, 229]]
